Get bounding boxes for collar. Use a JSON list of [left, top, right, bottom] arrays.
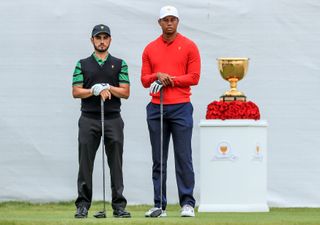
[[92, 52, 109, 65], [161, 33, 180, 44]]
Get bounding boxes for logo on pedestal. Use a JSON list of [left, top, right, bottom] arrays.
[[252, 143, 263, 162], [213, 141, 238, 161]]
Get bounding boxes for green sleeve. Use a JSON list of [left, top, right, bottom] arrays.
[[119, 60, 130, 84], [72, 61, 84, 86]]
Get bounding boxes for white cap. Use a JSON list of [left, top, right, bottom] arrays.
[[159, 5, 179, 19]]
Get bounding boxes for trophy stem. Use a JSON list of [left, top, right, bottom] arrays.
[[229, 78, 238, 92], [224, 78, 243, 96], [221, 77, 246, 102]]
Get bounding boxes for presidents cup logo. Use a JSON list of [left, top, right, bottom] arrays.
[[252, 143, 264, 162], [212, 141, 238, 161]]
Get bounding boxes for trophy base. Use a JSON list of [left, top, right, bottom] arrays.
[[220, 95, 247, 102]]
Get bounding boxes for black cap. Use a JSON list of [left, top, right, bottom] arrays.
[[91, 24, 111, 37]]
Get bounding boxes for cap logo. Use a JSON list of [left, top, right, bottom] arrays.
[[101, 26, 104, 29]]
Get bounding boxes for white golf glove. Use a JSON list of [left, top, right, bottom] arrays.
[[149, 80, 163, 94], [91, 83, 110, 96]]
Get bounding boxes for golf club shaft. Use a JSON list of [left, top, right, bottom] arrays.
[[101, 99, 106, 213], [160, 89, 163, 212]]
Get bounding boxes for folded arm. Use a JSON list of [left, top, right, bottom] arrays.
[[141, 50, 158, 88], [109, 84, 130, 99], [72, 85, 93, 99], [173, 43, 201, 87]]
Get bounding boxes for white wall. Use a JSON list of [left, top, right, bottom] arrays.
[[0, 0, 320, 207]]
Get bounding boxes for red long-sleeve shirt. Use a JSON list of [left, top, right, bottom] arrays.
[[141, 33, 201, 104]]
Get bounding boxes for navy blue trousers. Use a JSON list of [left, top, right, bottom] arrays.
[[147, 102, 195, 210]]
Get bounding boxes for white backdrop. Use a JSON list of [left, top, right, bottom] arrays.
[[0, 0, 320, 207]]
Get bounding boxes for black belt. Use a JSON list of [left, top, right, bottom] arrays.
[[81, 111, 120, 120]]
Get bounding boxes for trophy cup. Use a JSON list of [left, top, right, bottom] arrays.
[[217, 57, 249, 102]]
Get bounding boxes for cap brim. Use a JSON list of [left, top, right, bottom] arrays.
[[159, 14, 179, 19], [92, 31, 111, 37]]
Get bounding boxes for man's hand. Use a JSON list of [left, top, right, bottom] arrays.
[[157, 73, 175, 87], [150, 80, 163, 94], [100, 89, 112, 101], [91, 83, 110, 96]]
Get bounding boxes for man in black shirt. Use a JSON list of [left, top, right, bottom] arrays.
[[72, 24, 130, 218]]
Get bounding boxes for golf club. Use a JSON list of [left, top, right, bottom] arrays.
[[150, 88, 164, 218], [94, 98, 107, 218]]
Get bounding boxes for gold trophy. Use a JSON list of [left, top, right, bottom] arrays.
[[217, 57, 249, 102]]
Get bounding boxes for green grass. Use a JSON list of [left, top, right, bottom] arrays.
[[0, 201, 320, 225]]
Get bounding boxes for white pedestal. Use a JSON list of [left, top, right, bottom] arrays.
[[198, 119, 269, 212]]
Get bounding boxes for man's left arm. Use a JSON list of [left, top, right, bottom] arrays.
[[172, 42, 201, 87], [108, 60, 130, 99], [108, 84, 130, 99]]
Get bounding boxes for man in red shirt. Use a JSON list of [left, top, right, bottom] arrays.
[[141, 5, 201, 217]]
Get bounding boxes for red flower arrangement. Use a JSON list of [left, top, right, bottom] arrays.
[[206, 100, 260, 120]]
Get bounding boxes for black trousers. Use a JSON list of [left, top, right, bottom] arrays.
[[75, 114, 127, 210]]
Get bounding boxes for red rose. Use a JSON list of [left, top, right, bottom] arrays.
[[206, 100, 260, 120]]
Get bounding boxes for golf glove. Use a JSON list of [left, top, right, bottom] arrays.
[[150, 80, 163, 94], [91, 83, 110, 96]]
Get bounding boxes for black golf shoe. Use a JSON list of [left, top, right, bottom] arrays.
[[74, 206, 88, 218], [113, 209, 131, 218]]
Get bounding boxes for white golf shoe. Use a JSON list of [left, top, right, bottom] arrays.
[[180, 204, 195, 217], [145, 207, 167, 217]]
